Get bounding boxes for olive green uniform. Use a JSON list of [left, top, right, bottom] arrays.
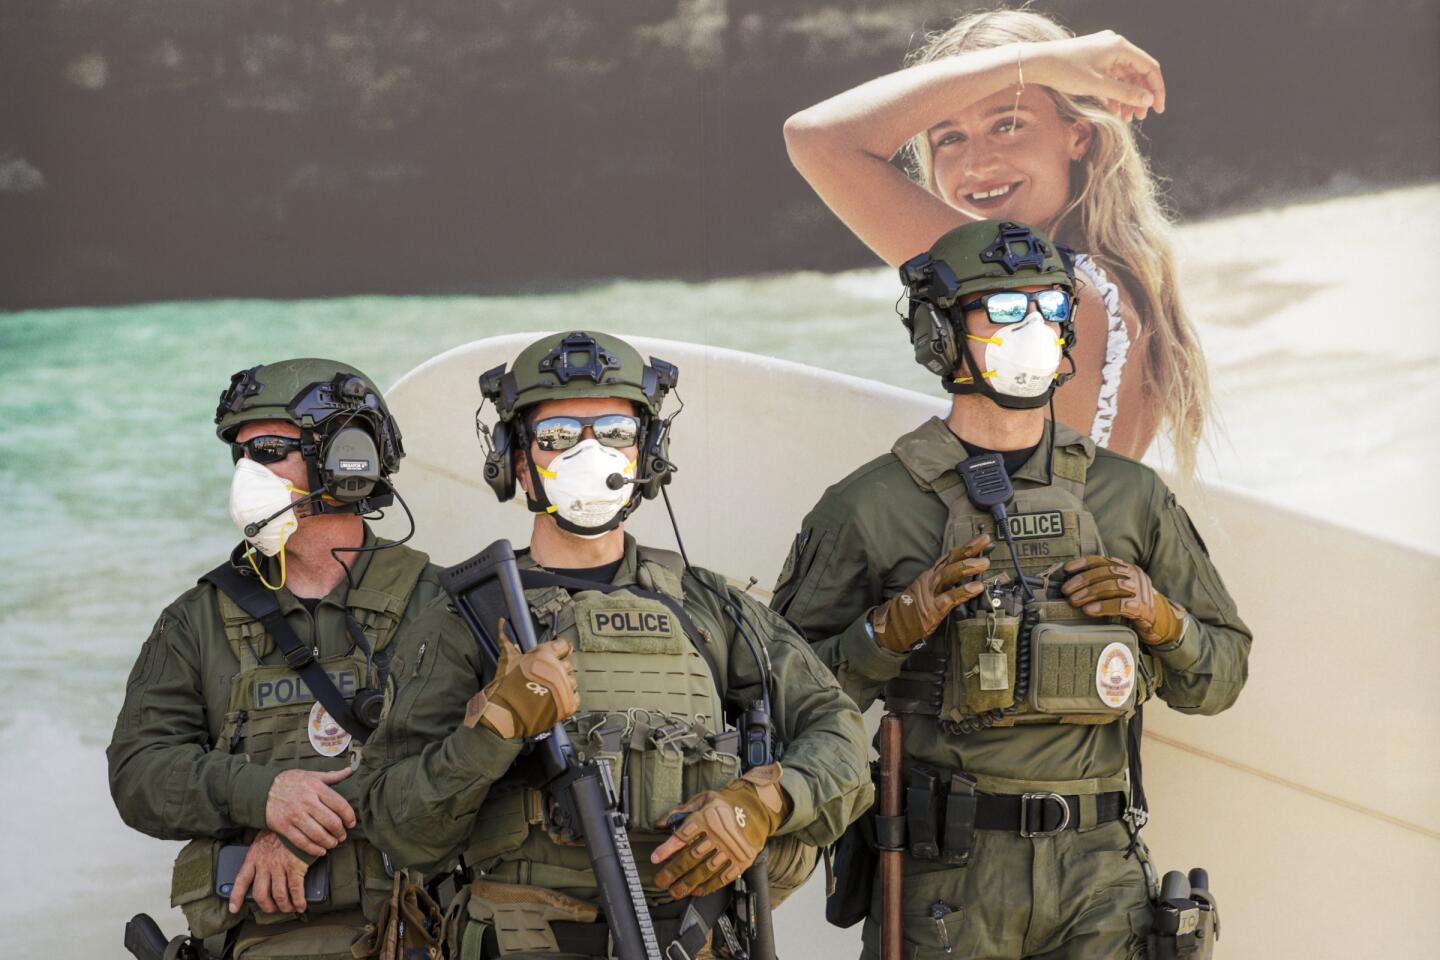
[[358, 534, 874, 959], [772, 420, 1251, 960], [107, 529, 442, 960]]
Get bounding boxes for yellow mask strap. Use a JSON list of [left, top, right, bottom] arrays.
[[244, 526, 291, 591], [536, 465, 557, 480], [967, 334, 1003, 346], [953, 371, 998, 384]]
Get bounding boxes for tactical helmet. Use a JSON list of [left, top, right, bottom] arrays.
[[899, 220, 1077, 409], [477, 331, 679, 528], [216, 358, 404, 507]]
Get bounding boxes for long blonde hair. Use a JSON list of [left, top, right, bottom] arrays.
[[907, 9, 1210, 475]]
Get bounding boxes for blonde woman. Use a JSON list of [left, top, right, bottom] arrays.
[[784, 9, 1210, 472]]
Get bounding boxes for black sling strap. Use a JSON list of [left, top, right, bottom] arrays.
[[203, 563, 371, 742], [472, 568, 726, 698]]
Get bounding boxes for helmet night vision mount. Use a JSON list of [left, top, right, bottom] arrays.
[[900, 220, 1079, 411], [475, 331, 679, 535], [216, 359, 405, 517]]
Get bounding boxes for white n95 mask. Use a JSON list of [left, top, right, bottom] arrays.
[[228, 457, 304, 557], [969, 312, 1063, 398], [537, 439, 635, 537]]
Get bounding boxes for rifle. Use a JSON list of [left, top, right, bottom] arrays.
[[878, 715, 904, 960], [439, 539, 663, 960], [124, 913, 201, 960]]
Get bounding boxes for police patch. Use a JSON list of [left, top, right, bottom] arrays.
[[252, 667, 360, 710], [999, 511, 1065, 540], [588, 609, 674, 637], [308, 701, 352, 757]]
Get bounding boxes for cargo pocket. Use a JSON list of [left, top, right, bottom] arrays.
[[900, 900, 965, 957], [463, 787, 539, 869], [1127, 903, 1155, 960], [950, 617, 1019, 717], [627, 739, 686, 836], [171, 838, 241, 939], [682, 745, 741, 801]]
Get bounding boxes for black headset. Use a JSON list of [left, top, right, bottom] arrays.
[[286, 373, 405, 513]]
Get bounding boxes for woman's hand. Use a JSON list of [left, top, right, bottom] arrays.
[[1027, 31, 1166, 122]]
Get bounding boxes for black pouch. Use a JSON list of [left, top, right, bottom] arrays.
[[824, 808, 877, 929]]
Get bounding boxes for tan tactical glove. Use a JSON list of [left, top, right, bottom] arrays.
[[464, 619, 580, 739], [650, 763, 790, 900], [869, 534, 991, 653], [1061, 555, 1187, 646]]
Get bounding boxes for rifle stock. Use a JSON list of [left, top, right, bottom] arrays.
[[879, 714, 904, 960]]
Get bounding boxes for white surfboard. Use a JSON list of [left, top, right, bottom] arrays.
[[378, 334, 1440, 960]]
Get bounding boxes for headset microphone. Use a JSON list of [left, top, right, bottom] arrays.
[[242, 489, 327, 538], [606, 472, 655, 491]]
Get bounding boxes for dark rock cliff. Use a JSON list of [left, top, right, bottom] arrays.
[[2, 0, 1436, 308]]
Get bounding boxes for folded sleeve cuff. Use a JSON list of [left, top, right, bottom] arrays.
[[838, 610, 909, 682], [775, 765, 816, 837], [447, 722, 525, 784], [229, 761, 280, 831], [278, 834, 322, 865], [1150, 615, 1203, 673]]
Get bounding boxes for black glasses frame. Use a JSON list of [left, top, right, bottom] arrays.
[[231, 434, 304, 464]]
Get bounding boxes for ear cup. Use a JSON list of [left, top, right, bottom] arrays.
[[321, 426, 383, 502], [637, 418, 674, 500], [483, 421, 517, 502], [909, 302, 960, 378]]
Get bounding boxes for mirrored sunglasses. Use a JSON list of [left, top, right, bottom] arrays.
[[959, 289, 1072, 325], [530, 414, 641, 452]]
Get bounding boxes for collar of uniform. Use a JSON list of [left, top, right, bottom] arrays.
[[897, 417, 1095, 490], [228, 523, 380, 614], [1007, 421, 1096, 487], [516, 533, 638, 586]]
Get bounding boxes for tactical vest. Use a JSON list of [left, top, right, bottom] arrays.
[[461, 548, 741, 897], [169, 544, 431, 939], [884, 419, 1162, 732]]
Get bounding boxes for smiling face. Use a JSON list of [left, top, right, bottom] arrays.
[[927, 86, 1092, 233]]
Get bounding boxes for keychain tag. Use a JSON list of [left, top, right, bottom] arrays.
[[978, 618, 1009, 691]]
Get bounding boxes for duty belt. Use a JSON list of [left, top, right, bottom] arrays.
[[477, 890, 730, 960], [875, 763, 1126, 866]]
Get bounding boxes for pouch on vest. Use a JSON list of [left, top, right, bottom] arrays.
[[171, 839, 241, 940], [459, 879, 598, 956], [1028, 618, 1144, 721], [942, 614, 1021, 721]]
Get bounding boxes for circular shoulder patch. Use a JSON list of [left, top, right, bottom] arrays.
[[1095, 641, 1136, 709], [308, 701, 353, 757]]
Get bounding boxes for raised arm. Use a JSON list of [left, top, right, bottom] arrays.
[[783, 32, 1164, 267]]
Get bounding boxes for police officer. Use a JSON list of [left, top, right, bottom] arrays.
[[771, 222, 1251, 959], [108, 359, 443, 960], [357, 331, 873, 959]]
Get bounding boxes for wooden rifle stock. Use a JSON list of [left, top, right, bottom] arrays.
[[879, 714, 904, 960]]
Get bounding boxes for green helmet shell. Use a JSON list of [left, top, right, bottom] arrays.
[[921, 220, 1074, 306], [482, 331, 676, 422], [215, 358, 382, 441], [899, 221, 1078, 409]]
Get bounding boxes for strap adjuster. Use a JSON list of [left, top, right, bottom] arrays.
[[282, 641, 317, 671], [1019, 792, 1071, 838]]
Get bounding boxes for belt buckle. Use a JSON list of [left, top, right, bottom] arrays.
[[1019, 792, 1071, 838]]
